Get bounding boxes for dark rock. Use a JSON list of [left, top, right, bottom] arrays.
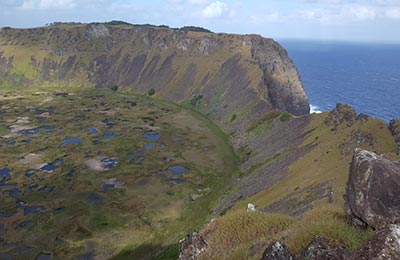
[[261, 241, 295, 260], [349, 224, 400, 260], [356, 113, 370, 122], [390, 120, 400, 142], [324, 103, 357, 130], [302, 236, 350, 260], [389, 119, 400, 154], [178, 232, 207, 260], [346, 148, 400, 229]]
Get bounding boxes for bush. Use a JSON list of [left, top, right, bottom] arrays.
[[111, 85, 118, 92], [280, 112, 292, 122], [148, 88, 155, 96], [247, 111, 281, 132]]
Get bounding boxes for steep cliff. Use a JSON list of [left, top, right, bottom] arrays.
[[3, 22, 398, 260], [0, 23, 309, 133]]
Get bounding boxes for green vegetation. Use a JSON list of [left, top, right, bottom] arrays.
[[0, 87, 239, 259], [247, 111, 281, 133], [111, 84, 119, 92], [105, 20, 134, 26], [147, 88, 155, 96], [198, 205, 373, 260], [179, 26, 212, 33], [244, 150, 288, 177], [280, 112, 292, 122], [230, 114, 237, 122]]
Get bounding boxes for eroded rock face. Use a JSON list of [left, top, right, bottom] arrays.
[[346, 148, 400, 229], [261, 241, 294, 260], [250, 36, 310, 116], [0, 23, 310, 131], [349, 225, 400, 260], [324, 103, 357, 130], [302, 236, 350, 260], [178, 232, 208, 260], [389, 119, 400, 154]]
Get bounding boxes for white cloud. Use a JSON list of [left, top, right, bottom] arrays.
[[302, 0, 343, 4], [21, 0, 76, 9], [250, 12, 281, 24], [167, 0, 184, 4], [347, 5, 377, 20], [386, 8, 400, 18], [375, 0, 400, 6], [188, 0, 209, 5], [201, 1, 233, 18]]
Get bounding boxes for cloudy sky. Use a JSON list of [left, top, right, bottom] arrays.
[[1, 0, 400, 43]]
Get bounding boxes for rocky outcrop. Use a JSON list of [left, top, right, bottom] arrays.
[[261, 241, 295, 260], [349, 224, 400, 260], [346, 148, 400, 229], [324, 103, 357, 130], [389, 119, 400, 154], [260, 232, 400, 260], [249, 36, 309, 116], [178, 232, 208, 260], [302, 236, 350, 260], [260, 237, 348, 260]]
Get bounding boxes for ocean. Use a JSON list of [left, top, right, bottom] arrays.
[[280, 40, 400, 122]]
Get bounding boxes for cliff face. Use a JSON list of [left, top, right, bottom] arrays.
[[0, 23, 309, 134]]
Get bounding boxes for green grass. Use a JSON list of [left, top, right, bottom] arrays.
[[0, 88, 239, 259], [198, 205, 373, 259], [246, 111, 281, 133]]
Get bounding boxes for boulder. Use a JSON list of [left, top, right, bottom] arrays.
[[389, 119, 400, 143], [247, 203, 256, 212], [178, 232, 207, 260], [389, 119, 400, 154], [261, 241, 294, 260], [349, 224, 400, 260], [346, 148, 400, 229], [302, 236, 350, 260]]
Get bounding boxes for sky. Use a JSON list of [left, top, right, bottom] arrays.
[[1, 0, 400, 43]]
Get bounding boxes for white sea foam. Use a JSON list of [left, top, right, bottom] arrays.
[[310, 104, 322, 114]]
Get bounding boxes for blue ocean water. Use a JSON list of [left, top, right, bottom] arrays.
[[280, 40, 400, 122]]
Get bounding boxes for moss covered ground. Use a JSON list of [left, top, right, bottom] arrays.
[[0, 86, 239, 259]]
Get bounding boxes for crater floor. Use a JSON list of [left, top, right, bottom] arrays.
[[0, 88, 238, 259]]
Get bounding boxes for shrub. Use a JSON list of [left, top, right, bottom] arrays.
[[148, 88, 155, 96], [111, 85, 118, 92], [280, 112, 292, 122], [247, 111, 281, 132]]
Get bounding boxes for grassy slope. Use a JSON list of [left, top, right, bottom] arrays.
[[195, 111, 399, 259], [1, 24, 398, 260]]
